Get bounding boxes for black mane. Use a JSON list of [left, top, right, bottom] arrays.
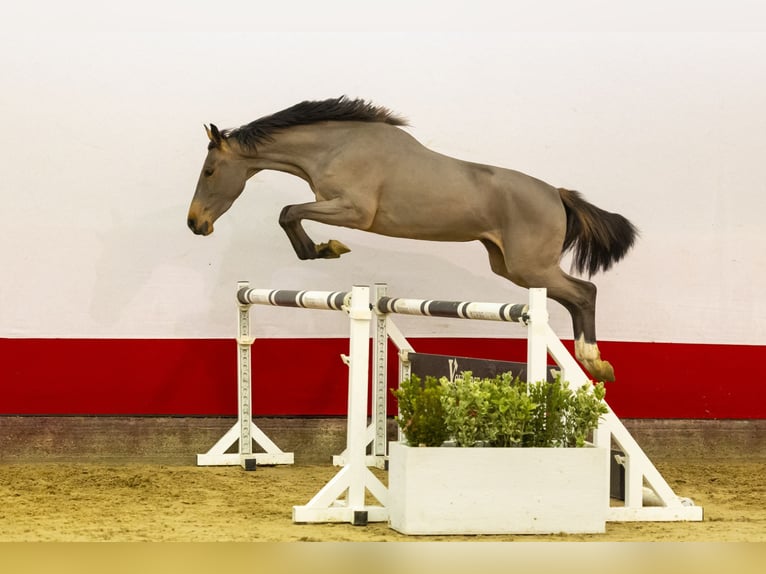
[[224, 96, 408, 150]]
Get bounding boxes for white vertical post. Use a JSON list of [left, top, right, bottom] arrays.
[[624, 451, 646, 509], [593, 418, 613, 514], [345, 285, 372, 510], [526, 288, 549, 384]]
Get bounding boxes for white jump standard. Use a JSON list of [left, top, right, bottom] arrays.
[[204, 281, 703, 528], [290, 285, 388, 525], [200, 283, 387, 524], [197, 283, 307, 469]]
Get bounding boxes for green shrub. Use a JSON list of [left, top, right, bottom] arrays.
[[525, 376, 608, 447], [525, 376, 571, 447], [566, 381, 608, 447], [390, 374, 449, 447], [441, 372, 536, 447], [392, 370, 608, 448]]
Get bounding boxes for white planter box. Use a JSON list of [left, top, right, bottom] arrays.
[[388, 441, 609, 535]]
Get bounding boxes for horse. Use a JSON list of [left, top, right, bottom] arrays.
[[187, 96, 637, 381]]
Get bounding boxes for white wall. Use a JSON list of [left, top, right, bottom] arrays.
[[2, 1, 765, 344]]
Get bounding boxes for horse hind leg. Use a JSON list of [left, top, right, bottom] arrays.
[[549, 274, 616, 382], [537, 271, 615, 381], [481, 239, 615, 382]]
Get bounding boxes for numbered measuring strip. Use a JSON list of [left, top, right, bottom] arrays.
[[376, 296, 529, 323]]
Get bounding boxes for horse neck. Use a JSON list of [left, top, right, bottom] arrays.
[[236, 124, 336, 182]]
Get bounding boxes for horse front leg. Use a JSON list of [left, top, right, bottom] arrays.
[[278, 205, 328, 260], [278, 198, 363, 260]]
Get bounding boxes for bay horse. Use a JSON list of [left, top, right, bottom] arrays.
[[187, 96, 637, 381]]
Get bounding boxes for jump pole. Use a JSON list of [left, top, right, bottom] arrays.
[[199, 281, 701, 524]]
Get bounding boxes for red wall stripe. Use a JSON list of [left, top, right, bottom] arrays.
[[0, 338, 764, 418]]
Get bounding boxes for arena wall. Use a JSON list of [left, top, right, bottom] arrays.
[[2, 2, 764, 419]]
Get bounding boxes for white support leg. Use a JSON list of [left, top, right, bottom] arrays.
[[543, 323, 589, 389], [293, 285, 388, 524], [542, 319, 702, 522], [196, 420, 295, 466]]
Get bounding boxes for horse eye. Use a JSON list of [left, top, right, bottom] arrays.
[[203, 168, 215, 177]]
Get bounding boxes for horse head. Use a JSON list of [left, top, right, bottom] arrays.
[[187, 124, 256, 236]]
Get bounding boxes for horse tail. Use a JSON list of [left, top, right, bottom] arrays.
[[559, 188, 638, 277]]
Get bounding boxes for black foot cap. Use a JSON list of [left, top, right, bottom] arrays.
[[352, 510, 368, 526]]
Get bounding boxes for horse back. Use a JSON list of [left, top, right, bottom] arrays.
[[313, 123, 564, 242]]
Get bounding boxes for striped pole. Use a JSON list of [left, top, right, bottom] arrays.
[[237, 287, 350, 311], [376, 296, 528, 324]]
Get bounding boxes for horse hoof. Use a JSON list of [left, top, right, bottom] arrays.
[[583, 359, 615, 382], [316, 240, 351, 259]]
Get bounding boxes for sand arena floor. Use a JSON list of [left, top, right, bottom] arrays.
[[1, 459, 764, 542]]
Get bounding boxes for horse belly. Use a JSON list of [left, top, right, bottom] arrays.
[[370, 179, 500, 242], [369, 201, 489, 241], [372, 149, 548, 240]]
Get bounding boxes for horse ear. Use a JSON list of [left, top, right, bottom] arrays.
[[205, 124, 223, 147]]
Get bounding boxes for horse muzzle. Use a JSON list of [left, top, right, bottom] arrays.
[[187, 215, 213, 236]]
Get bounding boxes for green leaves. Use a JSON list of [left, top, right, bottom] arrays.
[[523, 376, 609, 447], [392, 370, 608, 448], [441, 372, 536, 447], [391, 374, 449, 447], [566, 381, 609, 447]]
